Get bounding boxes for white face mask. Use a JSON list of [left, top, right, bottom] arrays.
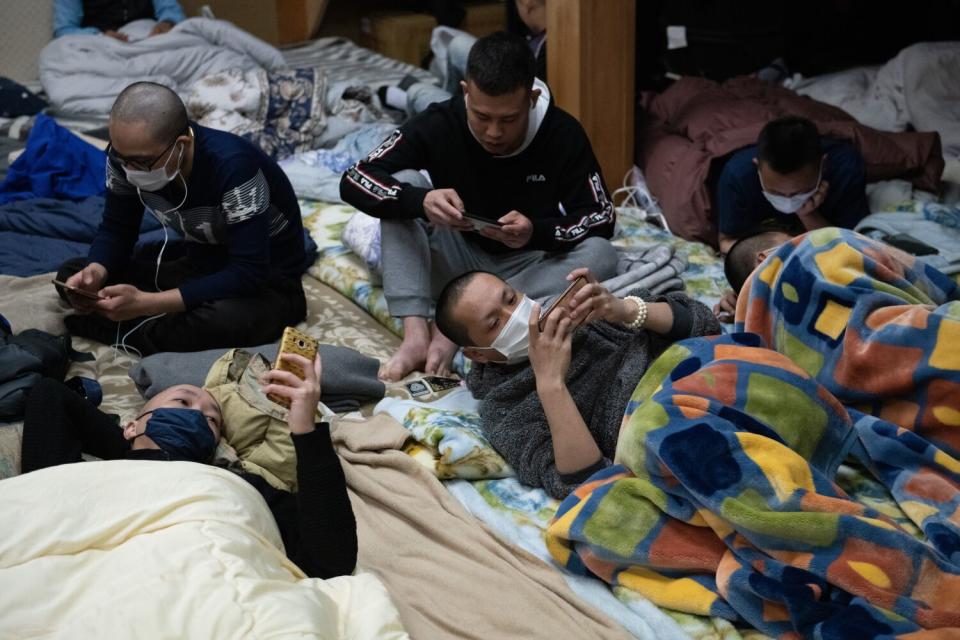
[[124, 141, 184, 192], [758, 165, 821, 214], [476, 294, 535, 364]]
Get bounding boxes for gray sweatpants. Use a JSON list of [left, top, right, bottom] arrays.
[[381, 218, 619, 317]]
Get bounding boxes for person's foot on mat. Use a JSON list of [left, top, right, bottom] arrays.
[[379, 318, 430, 382], [425, 323, 458, 378]]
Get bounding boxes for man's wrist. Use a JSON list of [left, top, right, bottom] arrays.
[[536, 377, 568, 397]]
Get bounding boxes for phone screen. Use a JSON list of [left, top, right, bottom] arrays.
[[538, 276, 586, 331]]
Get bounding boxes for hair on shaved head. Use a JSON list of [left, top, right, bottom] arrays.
[[434, 270, 490, 347], [110, 81, 188, 144]]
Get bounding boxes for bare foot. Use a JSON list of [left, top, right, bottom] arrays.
[[379, 317, 430, 381], [425, 323, 458, 377]]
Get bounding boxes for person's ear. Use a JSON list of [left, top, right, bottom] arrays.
[[460, 80, 469, 96], [463, 347, 490, 364], [752, 157, 759, 167], [756, 250, 769, 266], [529, 87, 541, 108]]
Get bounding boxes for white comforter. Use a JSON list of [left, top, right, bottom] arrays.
[[0, 460, 408, 639], [787, 41, 960, 159], [39, 18, 286, 116]]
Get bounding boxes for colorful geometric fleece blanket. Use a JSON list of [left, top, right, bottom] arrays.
[[736, 227, 960, 459], [546, 334, 960, 637]]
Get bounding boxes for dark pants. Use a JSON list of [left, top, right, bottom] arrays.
[[56, 257, 306, 356]]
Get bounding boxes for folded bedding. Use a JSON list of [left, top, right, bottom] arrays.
[[0, 460, 408, 639], [39, 18, 285, 117]]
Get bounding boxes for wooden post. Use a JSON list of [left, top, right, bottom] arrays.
[[547, 0, 636, 189]]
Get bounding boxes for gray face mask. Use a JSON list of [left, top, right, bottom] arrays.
[[472, 294, 535, 364]]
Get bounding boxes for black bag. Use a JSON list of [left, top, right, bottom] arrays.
[[0, 322, 85, 421]]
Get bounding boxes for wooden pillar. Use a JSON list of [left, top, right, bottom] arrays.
[[547, 0, 635, 189]]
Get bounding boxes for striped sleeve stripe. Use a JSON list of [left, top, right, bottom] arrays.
[[344, 164, 401, 201], [553, 172, 615, 242]]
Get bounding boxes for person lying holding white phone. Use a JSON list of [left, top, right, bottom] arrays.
[[433, 267, 720, 498]]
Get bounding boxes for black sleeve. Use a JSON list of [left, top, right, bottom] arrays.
[[628, 288, 722, 341], [339, 123, 432, 221], [529, 122, 616, 251], [246, 423, 358, 579], [87, 157, 146, 275], [21, 377, 129, 473]]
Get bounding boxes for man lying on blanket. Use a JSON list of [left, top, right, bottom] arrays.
[[20, 353, 357, 580], [547, 227, 960, 638], [434, 268, 720, 498]]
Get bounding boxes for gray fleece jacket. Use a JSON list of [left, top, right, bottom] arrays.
[[465, 289, 721, 499]]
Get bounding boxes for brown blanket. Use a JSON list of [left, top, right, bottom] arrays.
[[638, 76, 945, 247], [332, 414, 633, 640]]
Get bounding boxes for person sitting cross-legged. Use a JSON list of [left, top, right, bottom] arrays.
[[56, 81, 312, 356], [341, 31, 618, 381]]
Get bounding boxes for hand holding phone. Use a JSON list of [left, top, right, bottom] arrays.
[[462, 214, 504, 232], [538, 276, 587, 331], [267, 327, 320, 408], [52, 279, 105, 301]]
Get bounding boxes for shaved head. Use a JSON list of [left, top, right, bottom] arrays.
[[110, 81, 188, 145]]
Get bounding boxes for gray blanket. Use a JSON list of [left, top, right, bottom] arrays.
[[600, 245, 687, 297], [130, 342, 384, 413]]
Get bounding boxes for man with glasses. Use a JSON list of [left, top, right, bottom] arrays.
[[714, 116, 870, 255], [56, 81, 312, 355]]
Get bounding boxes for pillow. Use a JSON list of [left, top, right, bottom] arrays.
[[341, 211, 382, 275]]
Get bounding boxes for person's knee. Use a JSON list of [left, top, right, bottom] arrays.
[[391, 169, 432, 190], [579, 237, 618, 279]]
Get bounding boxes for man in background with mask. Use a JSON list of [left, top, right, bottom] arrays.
[[20, 353, 358, 580], [340, 31, 618, 382], [56, 81, 312, 355], [714, 116, 869, 255], [433, 267, 719, 499]]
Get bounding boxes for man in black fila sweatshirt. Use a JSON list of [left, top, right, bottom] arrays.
[[340, 31, 618, 381]]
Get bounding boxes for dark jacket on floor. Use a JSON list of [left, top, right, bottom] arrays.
[[466, 289, 721, 499]]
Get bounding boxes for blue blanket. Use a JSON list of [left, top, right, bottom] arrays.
[[0, 114, 106, 205], [0, 196, 167, 277]]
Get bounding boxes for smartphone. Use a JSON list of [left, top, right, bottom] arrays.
[[463, 214, 504, 232], [423, 375, 462, 391], [538, 276, 587, 331], [51, 279, 105, 301], [268, 326, 319, 408]]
